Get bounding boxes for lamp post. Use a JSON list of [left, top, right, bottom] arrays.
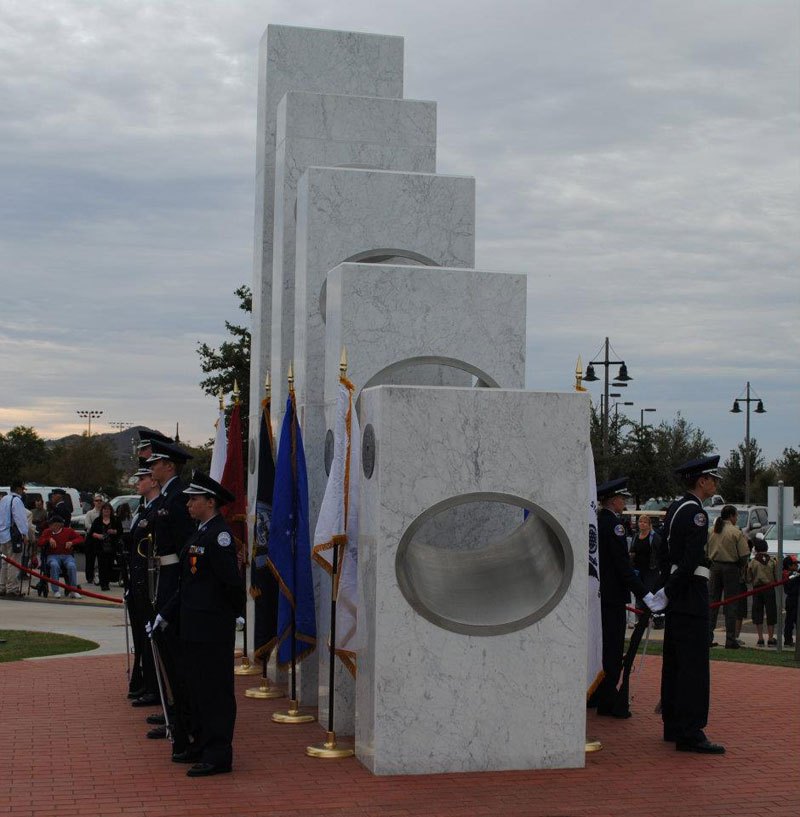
[[640, 407, 657, 431], [730, 382, 766, 505], [583, 337, 633, 480], [109, 421, 133, 432], [76, 409, 103, 437]]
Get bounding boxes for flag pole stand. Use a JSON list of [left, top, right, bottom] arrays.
[[272, 616, 314, 723], [307, 540, 354, 758], [234, 615, 261, 675], [246, 657, 285, 699]]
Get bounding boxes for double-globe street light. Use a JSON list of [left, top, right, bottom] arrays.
[[583, 337, 633, 480], [730, 382, 766, 505]]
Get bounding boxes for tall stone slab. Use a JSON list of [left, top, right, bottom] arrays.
[[356, 386, 590, 775], [247, 25, 404, 658], [270, 92, 437, 426]]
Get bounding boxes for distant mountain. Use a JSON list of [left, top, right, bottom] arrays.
[[46, 426, 169, 473]]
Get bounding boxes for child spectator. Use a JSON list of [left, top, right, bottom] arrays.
[[746, 539, 780, 646]]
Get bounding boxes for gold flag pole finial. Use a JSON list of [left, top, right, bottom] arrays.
[[217, 388, 224, 411], [288, 362, 295, 394], [575, 356, 588, 393], [339, 346, 348, 377], [264, 372, 271, 398], [233, 379, 240, 405]]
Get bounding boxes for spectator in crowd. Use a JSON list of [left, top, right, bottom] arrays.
[[38, 515, 83, 599], [630, 514, 663, 593], [88, 502, 120, 592], [83, 494, 104, 585], [48, 488, 72, 525], [707, 505, 751, 649], [31, 496, 48, 537], [747, 539, 780, 646], [782, 555, 798, 647], [0, 480, 29, 597]]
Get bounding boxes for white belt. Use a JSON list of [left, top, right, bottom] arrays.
[[671, 564, 710, 580], [158, 554, 179, 566]]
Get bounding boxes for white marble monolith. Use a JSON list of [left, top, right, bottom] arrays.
[[356, 385, 590, 775]]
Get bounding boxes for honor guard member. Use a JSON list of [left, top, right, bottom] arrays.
[[591, 478, 659, 717], [660, 455, 725, 754], [146, 439, 196, 752], [136, 428, 174, 463], [126, 460, 161, 708], [157, 471, 245, 777]]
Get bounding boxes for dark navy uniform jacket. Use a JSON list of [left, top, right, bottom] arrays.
[[151, 477, 194, 558], [598, 507, 647, 605], [663, 492, 710, 618], [128, 499, 156, 592], [162, 514, 244, 644]]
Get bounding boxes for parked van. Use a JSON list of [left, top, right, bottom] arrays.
[[0, 484, 82, 522]]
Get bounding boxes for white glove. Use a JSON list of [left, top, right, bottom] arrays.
[[154, 614, 167, 631], [145, 620, 153, 638], [644, 588, 668, 613], [235, 616, 245, 630]]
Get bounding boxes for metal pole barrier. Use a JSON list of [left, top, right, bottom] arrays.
[[776, 481, 784, 652]]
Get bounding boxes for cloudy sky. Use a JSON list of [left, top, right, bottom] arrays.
[[2, 0, 797, 464]]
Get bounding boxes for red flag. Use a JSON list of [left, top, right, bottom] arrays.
[[220, 401, 247, 571]]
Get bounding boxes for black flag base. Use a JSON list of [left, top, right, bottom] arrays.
[[272, 699, 315, 724], [234, 656, 262, 676], [306, 730, 355, 759], [585, 740, 603, 753]]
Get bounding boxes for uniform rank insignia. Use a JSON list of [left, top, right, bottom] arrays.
[[693, 513, 706, 527], [614, 524, 625, 537], [217, 532, 232, 547]]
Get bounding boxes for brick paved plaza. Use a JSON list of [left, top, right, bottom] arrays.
[[1, 648, 796, 817]]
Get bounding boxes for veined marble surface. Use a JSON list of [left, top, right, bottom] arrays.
[[246, 25, 404, 656], [324, 263, 526, 407], [271, 94, 437, 434], [355, 386, 590, 775]]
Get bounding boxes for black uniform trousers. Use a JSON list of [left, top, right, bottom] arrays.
[[127, 582, 157, 695], [155, 564, 193, 751], [661, 608, 710, 744], [594, 602, 628, 715], [182, 637, 236, 768]]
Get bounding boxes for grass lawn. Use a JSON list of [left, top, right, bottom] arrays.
[[0, 630, 98, 662], [628, 639, 800, 669]]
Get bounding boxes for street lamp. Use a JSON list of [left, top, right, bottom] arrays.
[[583, 337, 634, 479], [76, 409, 103, 437], [730, 382, 766, 505], [640, 407, 657, 431]]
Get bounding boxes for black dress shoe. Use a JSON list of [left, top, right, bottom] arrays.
[[146, 713, 166, 725], [172, 750, 202, 764], [132, 693, 160, 707], [676, 739, 725, 754], [186, 762, 231, 777], [724, 641, 741, 649], [597, 708, 632, 719], [127, 688, 146, 700], [146, 726, 167, 739]]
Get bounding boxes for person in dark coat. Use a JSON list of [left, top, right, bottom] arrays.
[[591, 478, 659, 718], [157, 470, 244, 777], [660, 455, 725, 754]]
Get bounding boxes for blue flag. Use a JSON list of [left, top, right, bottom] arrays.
[[268, 394, 316, 667]]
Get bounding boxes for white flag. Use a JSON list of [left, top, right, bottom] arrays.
[[586, 450, 604, 698], [209, 407, 227, 482], [312, 378, 360, 676]]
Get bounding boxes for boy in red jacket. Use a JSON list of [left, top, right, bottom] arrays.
[[38, 515, 84, 599]]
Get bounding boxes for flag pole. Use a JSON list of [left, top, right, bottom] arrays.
[[245, 374, 286, 699], [233, 379, 260, 675], [273, 362, 315, 724], [307, 347, 355, 758]]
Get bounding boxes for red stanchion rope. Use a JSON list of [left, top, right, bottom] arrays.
[[0, 553, 123, 604], [625, 575, 794, 616]]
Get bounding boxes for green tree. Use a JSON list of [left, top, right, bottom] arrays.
[[47, 436, 121, 494], [718, 439, 767, 503], [0, 426, 51, 484], [772, 445, 800, 492], [197, 284, 251, 442]]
